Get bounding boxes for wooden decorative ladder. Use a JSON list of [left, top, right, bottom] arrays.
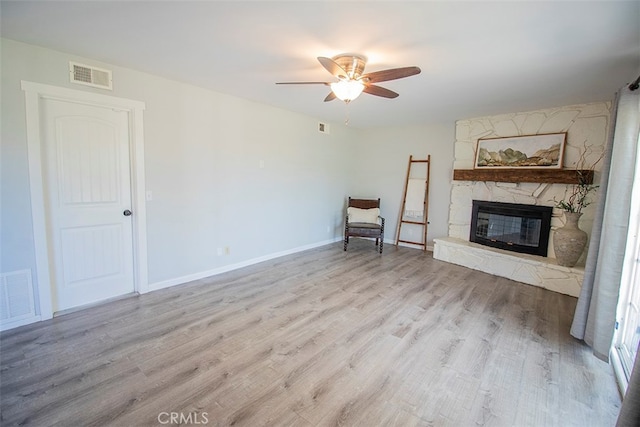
[[395, 155, 431, 251]]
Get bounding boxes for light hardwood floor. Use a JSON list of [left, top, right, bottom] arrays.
[[1, 240, 621, 426]]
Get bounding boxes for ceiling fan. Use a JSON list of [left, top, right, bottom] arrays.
[[276, 53, 421, 103]]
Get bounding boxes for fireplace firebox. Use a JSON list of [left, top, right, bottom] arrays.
[[470, 200, 552, 257]]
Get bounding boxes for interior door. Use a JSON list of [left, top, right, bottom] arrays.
[[42, 98, 135, 311]]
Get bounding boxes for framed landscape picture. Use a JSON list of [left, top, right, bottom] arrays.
[[474, 132, 566, 169]]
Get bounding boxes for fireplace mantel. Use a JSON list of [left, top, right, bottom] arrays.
[[452, 169, 594, 184]]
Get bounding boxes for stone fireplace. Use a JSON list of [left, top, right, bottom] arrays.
[[433, 102, 610, 297]]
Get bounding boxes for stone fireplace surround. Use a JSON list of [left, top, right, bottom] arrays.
[[434, 102, 610, 297]]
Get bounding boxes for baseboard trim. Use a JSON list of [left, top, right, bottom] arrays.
[[53, 292, 138, 317], [395, 241, 434, 251], [148, 237, 342, 292], [0, 315, 41, 332]]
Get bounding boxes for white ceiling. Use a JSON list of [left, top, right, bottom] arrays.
[[2, 1, 639, 128]]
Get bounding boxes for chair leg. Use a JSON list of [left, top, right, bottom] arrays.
[[344, 221, 349, 251], [379, 234, 383, 254]]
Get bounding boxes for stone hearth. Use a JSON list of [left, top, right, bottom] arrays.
[[434, 237, 584, 297]]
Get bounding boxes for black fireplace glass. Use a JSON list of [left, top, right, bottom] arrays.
[[470, 200, 552, 256], [475, 212, 542, 247]]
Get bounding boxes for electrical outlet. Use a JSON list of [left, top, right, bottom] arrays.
[[217, 248, 223, 256], [225, 246, 230, 255]]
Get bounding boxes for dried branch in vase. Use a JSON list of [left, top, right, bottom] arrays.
[[553, 142, 605, 213]]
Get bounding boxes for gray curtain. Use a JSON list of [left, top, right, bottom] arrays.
[[617, 346, 640, 426], [570, 85, 640, 361]]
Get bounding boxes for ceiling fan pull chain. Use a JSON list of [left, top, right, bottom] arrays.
[[344, 102, 351, 126]]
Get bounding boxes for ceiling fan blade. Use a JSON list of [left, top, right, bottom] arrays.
[[363, 84, 399, 99], [324, 92, 337, 102], [360, 66, 421, 84], [276, 82, 330, 85], [317, 57, 349, 79]]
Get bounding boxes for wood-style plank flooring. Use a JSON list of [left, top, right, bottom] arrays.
[[0, 240, 621, 426]]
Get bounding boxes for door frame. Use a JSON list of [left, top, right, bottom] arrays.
[[22, 81, 148, 320]]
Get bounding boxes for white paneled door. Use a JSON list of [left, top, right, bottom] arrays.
[[42, 99, 135, 311]]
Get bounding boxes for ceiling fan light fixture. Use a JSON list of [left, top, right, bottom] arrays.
[[330, 80, 365, 102], [276, 53, 421, 104]]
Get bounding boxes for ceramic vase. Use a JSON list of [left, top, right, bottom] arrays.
[[553, 211, 588, 267]]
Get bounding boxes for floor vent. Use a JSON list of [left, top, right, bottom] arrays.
[[1, 269, 36, 330], [69, 62, 113, 90]]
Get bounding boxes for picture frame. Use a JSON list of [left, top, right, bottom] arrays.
[[474, 132, 566, 169]]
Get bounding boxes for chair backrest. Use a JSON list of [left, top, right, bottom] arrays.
[[348, 197, 380, 209]]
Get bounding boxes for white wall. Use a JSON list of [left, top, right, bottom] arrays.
[[138, 79, 357, 285], [355, 125, 455, 248]]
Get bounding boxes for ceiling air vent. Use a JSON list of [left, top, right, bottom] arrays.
[[69, 62, 112, 90]]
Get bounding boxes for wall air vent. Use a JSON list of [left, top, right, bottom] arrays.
[[318, 122, 330, 134], [0, 269, 36, 331], [69, 62, 113, 90]]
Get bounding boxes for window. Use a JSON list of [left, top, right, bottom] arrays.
[[612, 134, 640, 393]]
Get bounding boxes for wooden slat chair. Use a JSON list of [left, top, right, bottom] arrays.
[[344, 197, 385, 253]]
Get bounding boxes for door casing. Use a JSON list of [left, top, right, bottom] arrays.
[[22, 81, 148, 320]]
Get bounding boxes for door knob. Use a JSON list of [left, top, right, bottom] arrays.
[[123, 209, 132, 216]]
